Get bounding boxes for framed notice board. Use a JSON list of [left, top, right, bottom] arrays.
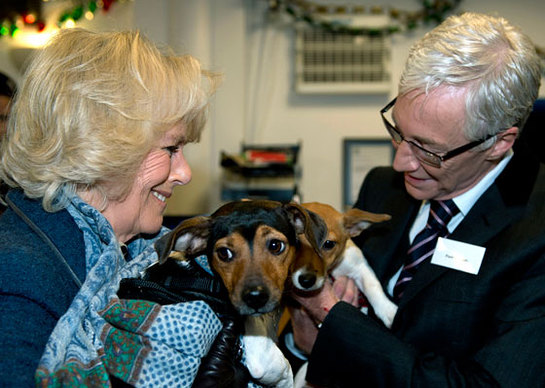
[[343, 138, 394, 209]]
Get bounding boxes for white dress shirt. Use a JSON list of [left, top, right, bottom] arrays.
[[386, 151, 513, 296]]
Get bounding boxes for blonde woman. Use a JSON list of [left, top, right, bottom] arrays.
[[0, 28, 227, 386]]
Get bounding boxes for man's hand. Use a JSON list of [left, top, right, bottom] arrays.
[[290, 276, 359, 353], [289, 306, 318, 355], [332, 276, 360, 306]]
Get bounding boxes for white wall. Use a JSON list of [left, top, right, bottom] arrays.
[[1, 0, 544, 215], [190, 0, 545, 214]]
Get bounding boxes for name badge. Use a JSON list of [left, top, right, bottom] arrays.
[[431, 237, 485, 275]]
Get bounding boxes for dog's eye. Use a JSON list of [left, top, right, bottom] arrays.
[[268, 239, 286, 255], [216, 247, 234, 262], [322, 240, 337, 250]]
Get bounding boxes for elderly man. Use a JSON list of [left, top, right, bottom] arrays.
[[291, 12, 545, 387]]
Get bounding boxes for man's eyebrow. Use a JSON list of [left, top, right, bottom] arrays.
[[392, 112, 442, 148]]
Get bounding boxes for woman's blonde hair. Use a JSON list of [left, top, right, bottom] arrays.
[[0, 28, 220, 211]]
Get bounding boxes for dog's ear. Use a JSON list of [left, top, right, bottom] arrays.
[[283, 202, 328, 254], [155, 215, 212, 264], [343, 208, 391, 238]]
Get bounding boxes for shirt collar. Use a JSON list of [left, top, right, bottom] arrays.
[[452, 149, 513, 217]]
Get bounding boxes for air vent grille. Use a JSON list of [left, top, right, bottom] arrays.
[[295, 26, 391, 94]]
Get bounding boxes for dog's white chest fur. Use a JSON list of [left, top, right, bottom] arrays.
[[332, 240, 398, 328]]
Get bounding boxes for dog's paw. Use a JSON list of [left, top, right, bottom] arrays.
[[242, 335, 294, 388], [374, 299, 398, 329], [293, 362, 310, 388]]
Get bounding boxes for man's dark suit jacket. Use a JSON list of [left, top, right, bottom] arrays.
[[306, 143, 545, 387]]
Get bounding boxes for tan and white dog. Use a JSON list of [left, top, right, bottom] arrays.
[[289, 202, 397, 388], [291, 202, 398, 328]]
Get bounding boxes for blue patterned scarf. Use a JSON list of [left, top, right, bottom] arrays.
[[35, 194, 222, 387]]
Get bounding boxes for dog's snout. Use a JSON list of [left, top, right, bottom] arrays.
[[298, 272, 317, 289], [242, 285, 270, 310]]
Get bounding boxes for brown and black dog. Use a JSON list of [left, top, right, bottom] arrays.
[[155, 199, 326, 319], [154, 199, 328, 388]]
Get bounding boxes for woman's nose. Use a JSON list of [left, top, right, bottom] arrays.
[[170, 151, 192, 186]]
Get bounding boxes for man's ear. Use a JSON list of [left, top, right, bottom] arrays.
[[487, 126, 518, 160]]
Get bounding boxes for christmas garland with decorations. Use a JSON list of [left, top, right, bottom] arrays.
[[268, 0, 463, 35], [1, 0, 121, 38]]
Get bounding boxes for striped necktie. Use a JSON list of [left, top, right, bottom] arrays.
[[393, 199, 459, 301]]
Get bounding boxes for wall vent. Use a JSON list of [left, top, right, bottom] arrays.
[[295, 16, 391, 94]]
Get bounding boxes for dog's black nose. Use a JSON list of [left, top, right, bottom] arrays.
[[298, 273, 317, 289], [242, 286, 269, 310]]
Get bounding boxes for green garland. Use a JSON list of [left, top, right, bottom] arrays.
[[57, 0, 116, 25], [268, 0, 463, 35], [1, 0, 120, 38]]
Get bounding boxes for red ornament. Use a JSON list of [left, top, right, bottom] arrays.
[[23, 14, 36, 24], [102, 0, 115, 12]]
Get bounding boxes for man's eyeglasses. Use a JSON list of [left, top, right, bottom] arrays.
[[380, 97, 497, 168]]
